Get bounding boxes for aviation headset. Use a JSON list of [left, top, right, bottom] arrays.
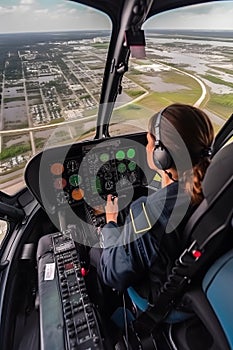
[[153, 106, 213, 171], [153, 107, 173, 170]]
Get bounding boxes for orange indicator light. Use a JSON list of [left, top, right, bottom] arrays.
[[72, 188, 84, 201]]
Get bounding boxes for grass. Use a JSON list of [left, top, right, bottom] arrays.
[[112, 104, 153, 129], [0, 144, 31, 161], [83, 108, 98, 117], [206, 93, 233, 119], [162, 70, 201, 90], [209, 66, 233, 75], [137, 90, 200, 110], [48, 117, 65, 125], [125, 90, 145, 98], [110, 68, 211, 126], [35, 137, 46, 149], [4, 96, 25, 103], [201, 74, 233, 89], [125, 68, 204, 110], [91, 43, 109, 49], [128, 68, 201, 94], [134, 59, 152, 65]]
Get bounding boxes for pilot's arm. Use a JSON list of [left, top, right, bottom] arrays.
[[100, 195, 160, 292]]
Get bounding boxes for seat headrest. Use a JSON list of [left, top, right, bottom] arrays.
[[202, 142, 233, 203]]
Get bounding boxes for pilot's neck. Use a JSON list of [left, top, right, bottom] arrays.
[[161, 169, 178, 187]]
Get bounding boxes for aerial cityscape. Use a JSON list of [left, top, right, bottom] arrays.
[[0, 29, 233, 192]]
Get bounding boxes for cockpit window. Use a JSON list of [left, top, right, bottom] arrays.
[[110, 1, 233, 136], [0, 0, 111, 195], [0, 219, 8, 245]]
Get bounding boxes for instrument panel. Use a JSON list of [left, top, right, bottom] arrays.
[[49, 139, 142, 207], [25, 132, 151, 211]]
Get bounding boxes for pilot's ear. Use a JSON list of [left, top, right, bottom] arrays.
[[146, 133, 155, 152]]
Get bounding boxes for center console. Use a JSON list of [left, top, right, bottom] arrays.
[[37, 232, 105, 350]]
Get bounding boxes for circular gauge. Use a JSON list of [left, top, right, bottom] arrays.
[[100, 153, 109, 162], [54, 178, 67, 190], [118, 163, 127, 173], [56, 191, 69, 205], [127, 148, 136, 159], [116, 150, 125, 161], [50, 162, 64, 175], [102, 163, 111, 172], [71, 188, 84, 201], [66, 160, 79, 172], [129, 172, 137, 183], [87, 153, 99, 164], [105, 180, 114, 191], [69, 174, 81, 187], [104, 172, 112, 180], [87, 153, 100, 175], [128, 161, 137, 171]]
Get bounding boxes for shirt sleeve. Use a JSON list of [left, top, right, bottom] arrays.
[[100, 197, 160, 292]]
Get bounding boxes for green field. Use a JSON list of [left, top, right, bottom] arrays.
[[206, 93, 233, 119]]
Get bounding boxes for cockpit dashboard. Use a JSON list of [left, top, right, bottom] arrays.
[[25, 132, 153, 244]]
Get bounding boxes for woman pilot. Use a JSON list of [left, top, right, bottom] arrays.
[[92, 103, 214, 319]]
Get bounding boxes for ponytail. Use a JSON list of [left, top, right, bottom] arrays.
[[183, 157, 211, 205]]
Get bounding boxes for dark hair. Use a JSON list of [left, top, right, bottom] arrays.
[[148, 103, 214, 204]]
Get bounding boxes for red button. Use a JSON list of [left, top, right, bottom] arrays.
[[81, 267, 88, 276], [65, 262, 74, 270], [192, 250, 202, 259]]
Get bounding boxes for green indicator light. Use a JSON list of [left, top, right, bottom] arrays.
[[95, 177, 102, 193], [100, 153, 109, 162], [127, 148, 136, 159], [128, 161, 137, 171], [118, 163, 127, 173], [69, 174, 81, 187], [116, 150, 125, 160]]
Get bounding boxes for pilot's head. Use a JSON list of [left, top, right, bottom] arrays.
[[147, 103, 214, 204]]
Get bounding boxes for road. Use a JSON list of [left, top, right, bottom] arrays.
[[0, 176, 26, 195], [152, 60, 224, 127], [155, 60, 207, 108], [0, 60, 225, 195], [0, 73, 5, 153], [22, 66, 36, 155], [0, 114, 96, 135]]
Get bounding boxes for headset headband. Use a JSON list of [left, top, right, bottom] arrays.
[[154, 107, 167, 146], [153, 107, 173, 171]]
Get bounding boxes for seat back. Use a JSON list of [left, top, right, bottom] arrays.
[[203, 249, 233, 349], [183, 141, 233, 250], [133, 142, 233, 349]]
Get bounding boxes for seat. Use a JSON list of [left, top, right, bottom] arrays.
[[131, 142, 233, 349], [203, 248, 233, 349]]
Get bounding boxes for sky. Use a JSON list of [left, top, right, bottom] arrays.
[[0, 0, 232, 33]]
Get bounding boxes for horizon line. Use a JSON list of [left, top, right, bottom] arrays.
[[0, 28, 232, 35]]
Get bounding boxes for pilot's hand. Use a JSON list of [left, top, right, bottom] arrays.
[[105, 194, 118, 224]]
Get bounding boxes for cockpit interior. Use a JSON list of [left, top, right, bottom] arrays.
[[0, 0, 232, 349]]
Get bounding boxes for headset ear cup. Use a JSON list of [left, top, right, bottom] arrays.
[[153, 107, 173, 170], [153, 145, 173, 170]]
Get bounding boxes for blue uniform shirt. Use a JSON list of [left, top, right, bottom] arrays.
[[100, 182, 192, 303]]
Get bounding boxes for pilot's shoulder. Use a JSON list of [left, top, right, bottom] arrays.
[[129, 196, 152, 234], [130, 195, 148, 211]]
